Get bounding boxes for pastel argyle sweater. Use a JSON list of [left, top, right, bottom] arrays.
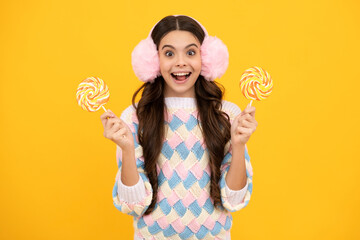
[[112, 97, 253, 240]]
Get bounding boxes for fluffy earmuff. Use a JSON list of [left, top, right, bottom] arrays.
[[131, 15, 229, 83], [131, 37, 161, 83]]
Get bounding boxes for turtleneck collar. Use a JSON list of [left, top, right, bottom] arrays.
[[164, 97, 197, 109]]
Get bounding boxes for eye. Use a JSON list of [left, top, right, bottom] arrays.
[[187, 50, 196, 56], [165, 51, 174, 57]]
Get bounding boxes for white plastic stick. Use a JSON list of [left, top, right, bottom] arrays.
[[249, 100, 253, 107], [102, 105, 107, 112]]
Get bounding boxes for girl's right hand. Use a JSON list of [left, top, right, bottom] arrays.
[[100, 109, 134, 151]]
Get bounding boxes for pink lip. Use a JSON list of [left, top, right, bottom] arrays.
[[171, 73, 191, 84]]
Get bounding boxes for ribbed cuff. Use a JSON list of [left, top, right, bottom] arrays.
[[117, 173, 147, 204], [225, 180, 248, 205]]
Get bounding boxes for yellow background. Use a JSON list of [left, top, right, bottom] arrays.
[[1, 0, 359, 239]]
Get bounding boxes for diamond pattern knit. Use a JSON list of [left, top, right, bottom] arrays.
[[112, 97, 253, 240]]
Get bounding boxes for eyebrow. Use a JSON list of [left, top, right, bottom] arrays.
[[161, 43, 199, 50]]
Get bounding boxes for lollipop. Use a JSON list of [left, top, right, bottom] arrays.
[[239, 66, 273, 106], [76, 77, 109, 112]]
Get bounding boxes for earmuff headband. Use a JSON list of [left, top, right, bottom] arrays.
[[131, 15, 229, 83]]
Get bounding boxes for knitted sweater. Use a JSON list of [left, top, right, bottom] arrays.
[[112, 97, 253, 240]]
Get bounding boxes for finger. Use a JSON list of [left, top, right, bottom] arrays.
[[241, 105, 250, 114], [106, 109, 118, 116], [100, 111, 116, 126], [242, 113, 256, 122], [241, 119, 253, 128], [237, 126, 252, 135], [246, 117, 257, 128], [248, 117, 258, 126], [105, 117, 121, 130], [242, 106, 255, 114], [248, 107, 256, 117], [100, 110, 116, 120], [117, 127, 127, 136], [240, 119, 257, 132], [245, 122, 257, 132], [111, 122, 121, 131], [237, 113, 251, 123], [100, 112, 113, 128], [243, 106, 256, 114], [106, 123, 123, 139]]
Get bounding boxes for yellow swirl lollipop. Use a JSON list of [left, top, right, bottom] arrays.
[[76, 77, 109, 112], [239, 66, 273, 106]]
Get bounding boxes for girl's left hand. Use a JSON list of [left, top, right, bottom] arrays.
[[231, 105, 258, 146]]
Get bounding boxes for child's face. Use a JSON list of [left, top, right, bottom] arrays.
[[158, 30, 201, 98]]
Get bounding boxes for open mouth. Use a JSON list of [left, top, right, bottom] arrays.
[[171, 72, 192, 81]]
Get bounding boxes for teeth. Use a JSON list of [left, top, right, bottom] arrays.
[[173, 72, 190, 76]]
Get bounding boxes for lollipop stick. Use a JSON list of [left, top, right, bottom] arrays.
[[102, 105, 110, 120], [249, 100, 253, 107]]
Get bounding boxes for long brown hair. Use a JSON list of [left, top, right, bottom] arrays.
[[131, 15, 231, 215]]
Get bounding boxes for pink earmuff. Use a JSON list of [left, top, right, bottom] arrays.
[[131, 15, 229, 83]]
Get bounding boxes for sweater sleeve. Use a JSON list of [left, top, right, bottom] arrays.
[[112, 105, 153, 217], [219, 101, 254, 212], [224, 177, 248, 206], [116, 146, 147, 204]]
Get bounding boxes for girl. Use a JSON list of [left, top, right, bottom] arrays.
[[100, 15, 257, 240]]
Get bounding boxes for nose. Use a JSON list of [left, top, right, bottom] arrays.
[[175, 54, 187, 67]]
